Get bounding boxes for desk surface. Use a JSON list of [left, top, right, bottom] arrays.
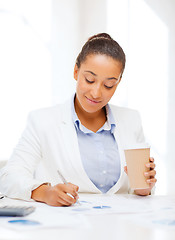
[[0, 194, 175, 240]]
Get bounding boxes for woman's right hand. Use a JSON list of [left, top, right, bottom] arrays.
[[31, 183, 79, 206]]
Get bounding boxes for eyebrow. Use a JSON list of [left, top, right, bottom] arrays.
[[84, 70, 119, 81]]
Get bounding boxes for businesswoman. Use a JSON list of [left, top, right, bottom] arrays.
[[0, 33, 157, 206]]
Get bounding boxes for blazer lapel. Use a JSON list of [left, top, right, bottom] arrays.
[[107, 107, 127, 194], [58, 98, 101, 192]]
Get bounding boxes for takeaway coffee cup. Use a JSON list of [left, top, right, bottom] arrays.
[[124, 144, 150, 189]]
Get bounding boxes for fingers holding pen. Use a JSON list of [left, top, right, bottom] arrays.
[[60, 183, 79, 201], [56, 183, 79, 205], [44, 183, 79, 207], [67, 182, 79, 199], [56, 170, 79, 205]]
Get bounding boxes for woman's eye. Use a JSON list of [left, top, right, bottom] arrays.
[[85, 78, 94, 83], [104, 85, 114, 89]]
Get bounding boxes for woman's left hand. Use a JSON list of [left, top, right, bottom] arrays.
[[134, 157, 157, 196]]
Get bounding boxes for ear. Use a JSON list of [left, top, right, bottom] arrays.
[[74, 64, 79, 81]]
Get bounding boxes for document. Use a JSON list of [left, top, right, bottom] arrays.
[[0, 197, 89, 231], [119, 195, 175, 229], [1, 194, 175, 231], [56, 193, 157, 215]]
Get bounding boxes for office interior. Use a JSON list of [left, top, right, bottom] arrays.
[[0, 0, 175, 196]]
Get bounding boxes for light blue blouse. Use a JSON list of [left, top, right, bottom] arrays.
[[72, 97, 121, 193]]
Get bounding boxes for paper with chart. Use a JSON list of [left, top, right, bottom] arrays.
[[119, 195, 175, 229], [69, 194, 175, 229], [1, 194, 175, 230], [54, 193, 175, 217], [55, 193, 166, 215], [0, 197, 89, 231]]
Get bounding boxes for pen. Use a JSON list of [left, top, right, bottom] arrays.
[[57, 170, 68, 184], [0, 194, 4, 199], [57, 170, 80, 205]]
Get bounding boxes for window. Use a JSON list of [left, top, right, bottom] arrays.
[[0, 0, 52, 160]]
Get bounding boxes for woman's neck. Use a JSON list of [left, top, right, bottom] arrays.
[[74, 97, 107, 133]]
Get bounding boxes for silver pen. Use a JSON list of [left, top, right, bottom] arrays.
[[57, 170, 80, 205], [57, 170, 68, 184]]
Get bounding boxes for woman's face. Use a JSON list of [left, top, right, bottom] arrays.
[[74, 54, 123, 115]]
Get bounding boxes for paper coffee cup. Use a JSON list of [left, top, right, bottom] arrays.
[[124, 144, 150, 189]]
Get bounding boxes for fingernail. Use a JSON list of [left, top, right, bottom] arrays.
[[146, 163, 150, 167], [147, 179, 151, 183], [144, 172, 148, 176]]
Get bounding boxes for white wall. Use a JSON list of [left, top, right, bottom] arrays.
[[0, 0, 53, 160], [51, 0, 79, 104], [127, 0, 169, 195], [51, 0, 107, 104], [78, 0, 107, 45], [106, 0, 175, 195], [128, 0, 175, 195], [0, 0, 108, 160], [144, 0, 175, 194]]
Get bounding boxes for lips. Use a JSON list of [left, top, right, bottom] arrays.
[[85, 96, 101, 104]]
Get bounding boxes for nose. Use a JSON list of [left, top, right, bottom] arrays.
[[90, 83, 102, 99]]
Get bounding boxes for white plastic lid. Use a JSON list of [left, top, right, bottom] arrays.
[[124, 142, 150, 150]]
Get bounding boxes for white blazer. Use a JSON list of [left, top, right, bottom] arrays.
[[0, 97, 145, 200]]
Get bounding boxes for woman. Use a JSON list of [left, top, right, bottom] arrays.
[[0, 33, 156, 206]]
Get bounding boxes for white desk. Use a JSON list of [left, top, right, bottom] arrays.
[[0, 194, 175, 240]]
